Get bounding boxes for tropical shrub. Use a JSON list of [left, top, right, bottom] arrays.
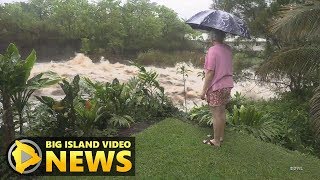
[[36, 75, 82, 136], [85, 63, 178, 123], [189, 104, 282, 142], [228, 105, 282, 142], [12, 71, 60, 135], [75, 99, 118, 136], [254, 93, 319, 156], [226, 91, 247, 112], [0, 43, 36, 153], [29, 62, 178, 137], [84, 78, 136, 129], [189, 105, 212, 126], [24, 103, 57, 137], [131, 63, 178, 120], [190, 92, 248, 127]]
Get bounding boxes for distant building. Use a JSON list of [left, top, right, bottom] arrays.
[[225, 37, 267, 52], [185, 33, 266, 52]]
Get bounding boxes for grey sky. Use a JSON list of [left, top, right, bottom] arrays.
[[150, 0, 212, 19], [0, 0, 213, 19]]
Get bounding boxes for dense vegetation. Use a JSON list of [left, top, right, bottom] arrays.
[[0, 44, 180, 154], [0, 0, 320, 178], [0, 0, 201, 58]]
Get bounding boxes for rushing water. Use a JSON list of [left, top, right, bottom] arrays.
[[31, 53, 275, 109]]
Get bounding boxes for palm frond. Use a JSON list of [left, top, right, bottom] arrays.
[[311, 86, 320, 139], [270, 1, 320, 42], [257, 46, 320, 80]]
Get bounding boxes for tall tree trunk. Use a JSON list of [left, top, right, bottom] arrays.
[[2, 92, 14, 155]]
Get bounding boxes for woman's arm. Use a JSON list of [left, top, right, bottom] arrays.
[[201, 70, 215, 100]]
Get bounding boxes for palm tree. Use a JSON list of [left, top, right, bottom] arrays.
[[270, 0, 320, 42], [259, 0, 320, 138]]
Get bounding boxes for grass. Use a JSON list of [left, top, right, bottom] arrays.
[[44, 118, 320, 179]]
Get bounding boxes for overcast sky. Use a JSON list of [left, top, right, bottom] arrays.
[[0, 0, 212, 19]]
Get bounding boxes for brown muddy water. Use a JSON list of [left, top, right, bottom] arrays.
[[31, 53, 275, 109]]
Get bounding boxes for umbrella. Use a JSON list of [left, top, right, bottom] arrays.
[[186, 10, 251, 39]]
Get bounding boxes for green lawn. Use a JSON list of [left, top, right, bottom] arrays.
[[45, 118, 320, 180]]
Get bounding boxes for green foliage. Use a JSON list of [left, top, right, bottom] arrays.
[[110, 115, 135, 129], [270, 0, 320, 43], [190, 92, 282, 143], [12, 71, 60, 135], [177, 63, 192, 112], [0, 0, 197, 54], [226, 91, 247, 111], [36, 75, 82, 136], [257, 46, 320, 94], [80, 38, 91, 54], [84, 78, 135, 129], [135, 50, 204, 67], [259, 1, 320, 98], [311, 86, 320, 140], [73, 99, 117, 136], [253, 93, 319, 156], [28, 63, 178, 137], [190, 92, 248, 127], [24, 103, 57, 137], [0, 43, 37, 153], [228, 105, 282, 141], [188, 91, 320, 156], [189, 105, 213, 126], [75, 99, 100, 136], [0, 43, 36, 93]]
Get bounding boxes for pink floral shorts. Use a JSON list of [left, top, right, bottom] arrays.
[[206, 87, 232, 107]]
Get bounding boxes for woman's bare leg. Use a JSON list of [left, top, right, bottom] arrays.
[[211, 105, 226, 145], [219, 105, 226, 141]]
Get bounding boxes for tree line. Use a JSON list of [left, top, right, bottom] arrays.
[[0, 0, 199, 56]]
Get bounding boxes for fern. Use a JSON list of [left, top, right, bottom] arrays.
[[109, 115, 135, 128]]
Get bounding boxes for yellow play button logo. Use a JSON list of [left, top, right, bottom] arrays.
[[8, 139, 42, 174]]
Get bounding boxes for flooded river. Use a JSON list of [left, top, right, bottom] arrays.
[[31, 53, 275, 109]]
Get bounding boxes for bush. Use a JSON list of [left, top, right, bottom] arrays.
[[189, 105, 212, 126], [253, 93, 319, 156], [228, 105, 282, 141], [136, 50, 204, 67]]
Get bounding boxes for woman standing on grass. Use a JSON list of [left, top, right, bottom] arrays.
[[201, 30, 234, 147]]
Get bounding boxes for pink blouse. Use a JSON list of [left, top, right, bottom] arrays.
[[204, 43, 234, 93]]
